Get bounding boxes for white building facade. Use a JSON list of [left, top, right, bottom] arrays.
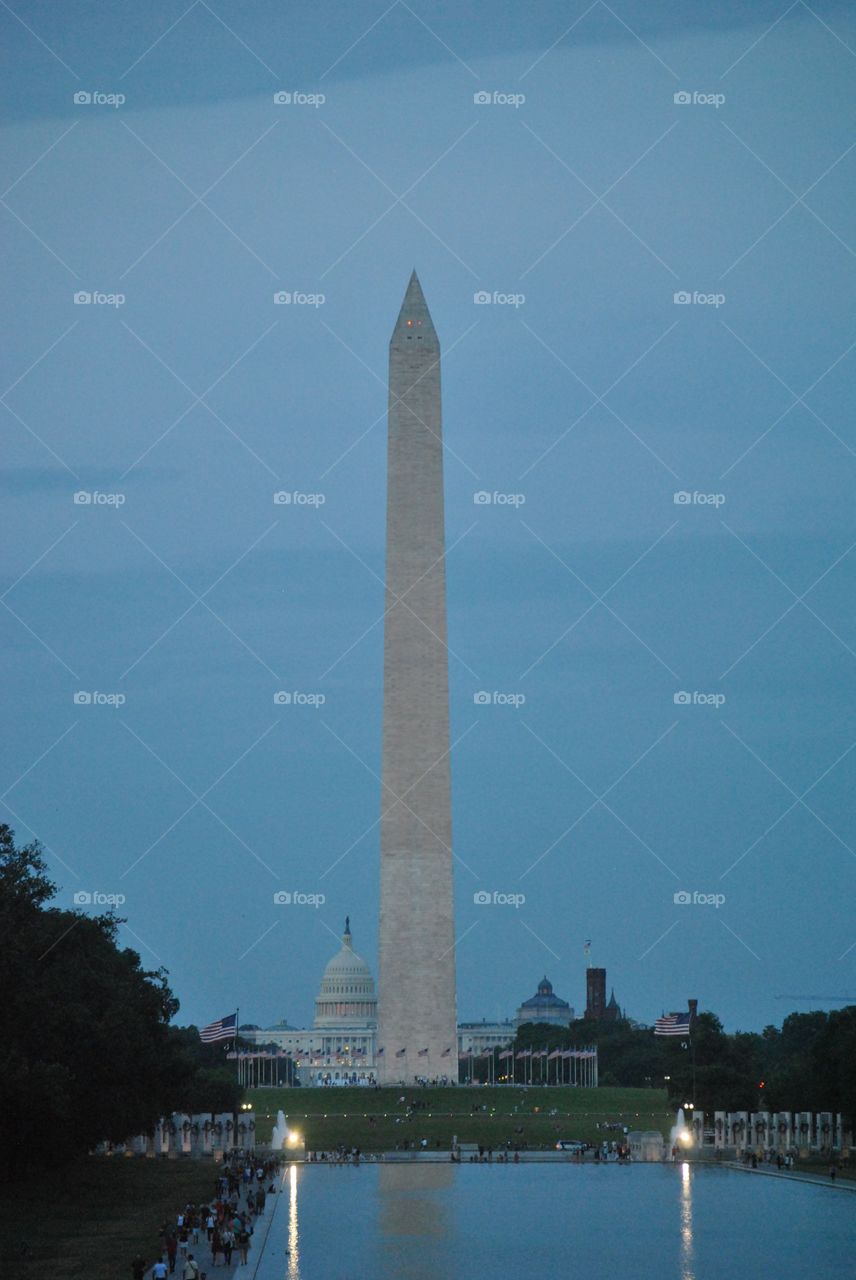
[[241, 922, 522, 1084]]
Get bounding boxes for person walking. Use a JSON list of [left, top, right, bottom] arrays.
[[152, 1259, 168, 1280], [166, 1235, 178, 1275], [237, 1225, 251, 1265], [210, 1227, 221, 1268], [221, 1228, 234, 1266], [182, 1255, 200, 1280]]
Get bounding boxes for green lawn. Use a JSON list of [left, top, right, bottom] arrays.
[[0, 1158, 219, 1280], [247, 1084, 674, 1150]]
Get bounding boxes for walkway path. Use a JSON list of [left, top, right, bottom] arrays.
[[145, 1169, 277, 1279], [720, 1161, 856, 1191]]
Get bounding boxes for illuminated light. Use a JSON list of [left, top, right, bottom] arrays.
[[679, 1129, 693, 1146], [406, 319, 413, 326]]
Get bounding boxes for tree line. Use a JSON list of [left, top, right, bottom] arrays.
[[0, 827, 241, 1176], [515, 1006, 856, 1121]]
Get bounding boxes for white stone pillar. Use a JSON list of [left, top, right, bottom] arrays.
[[751, 1112, 769, 1152], [797, 1111, 812, 1154], [236, 1112, 256, 1152], [174, 1113, 191, 1155], [692, 1111, 704, 1146], [153, 1119, 169, 1156], [773, 1112, 791, 1151], [817, 1112, 833, 1153], [714, 1111, 727, 1149], [220, 1112, 235, 1155]]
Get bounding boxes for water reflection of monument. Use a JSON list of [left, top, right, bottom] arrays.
[[376, 1164, 454, 1280]]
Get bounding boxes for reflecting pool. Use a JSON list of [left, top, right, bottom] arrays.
[[253, 1161, 853, 1279]]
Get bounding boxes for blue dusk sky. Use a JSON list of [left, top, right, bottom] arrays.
[[2, 0, 855, 1034]]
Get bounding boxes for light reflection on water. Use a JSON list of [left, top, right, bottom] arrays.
[[680, 1161, 694, 1280], [255, 1162, 853, 1280], [287, 1163, 299, 1280]]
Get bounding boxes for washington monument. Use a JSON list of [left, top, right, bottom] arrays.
[[377, 272, 457, 1082]]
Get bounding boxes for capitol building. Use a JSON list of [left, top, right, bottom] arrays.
[[240, 918, 522, 1084]]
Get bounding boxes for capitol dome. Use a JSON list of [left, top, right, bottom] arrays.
[[313, 917, 378, 1030]]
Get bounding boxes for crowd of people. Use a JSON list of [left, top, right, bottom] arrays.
[[129, 1152, 282, 1279], [739, 1147, 842, 1178]]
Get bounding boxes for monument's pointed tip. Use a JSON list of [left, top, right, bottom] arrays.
[[392, 269, 437, 344]]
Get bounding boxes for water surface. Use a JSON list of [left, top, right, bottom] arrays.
[[254, 1161, 853, 1279]]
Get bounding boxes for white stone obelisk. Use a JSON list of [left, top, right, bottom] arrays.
[[377, 271, 457, 1084]]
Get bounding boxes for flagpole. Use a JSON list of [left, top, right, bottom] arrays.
[[691, 1032, 696, 1108], [235, 1007, 240, 1093]]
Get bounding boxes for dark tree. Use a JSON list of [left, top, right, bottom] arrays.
[[0, 826, 197, 1175]]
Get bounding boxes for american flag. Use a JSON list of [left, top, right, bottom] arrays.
[[377, 1047, 385, 1056], [442, 1047, 452, 1057], [418, 1048, 428, 1057], [654, 1012, 692, 1037], [199, 1013, 237, 1044], [396, 1047, 406, 1057], [499, 1049, 514, 1060]]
